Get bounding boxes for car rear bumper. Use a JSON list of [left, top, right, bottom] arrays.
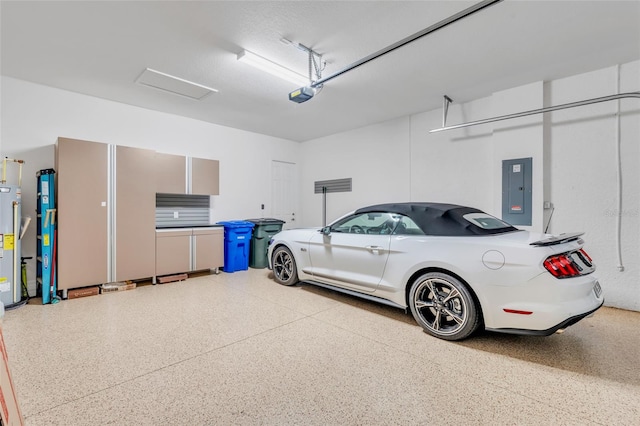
[[486, 299, 604, 336], [480, 273, 604, 332]]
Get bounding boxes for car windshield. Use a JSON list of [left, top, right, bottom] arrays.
[[463, 213, 513, 230]]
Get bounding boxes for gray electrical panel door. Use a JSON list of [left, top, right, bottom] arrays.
[[502, 158, 532, 226]]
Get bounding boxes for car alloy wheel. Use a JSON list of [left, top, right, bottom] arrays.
[[409, 272, 479, 341], [272, 246, 299, 286]]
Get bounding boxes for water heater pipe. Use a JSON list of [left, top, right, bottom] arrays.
[[13, 201, 19, 303], [2, 158, 25, 186]]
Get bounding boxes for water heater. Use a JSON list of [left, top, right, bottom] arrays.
[[0, 185, 21, 307]]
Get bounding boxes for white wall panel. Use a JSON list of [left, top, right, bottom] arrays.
[[300, 117, 411, 226], [490, 82, 545, 231], [0, 76, 300, 294], [547, 64, 639, 311], [410, 97, 494, 214]]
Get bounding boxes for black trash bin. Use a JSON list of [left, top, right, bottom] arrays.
[[246, 218, 285, 269]]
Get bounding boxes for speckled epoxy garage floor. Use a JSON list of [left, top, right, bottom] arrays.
[[2, 268, 639, 425]]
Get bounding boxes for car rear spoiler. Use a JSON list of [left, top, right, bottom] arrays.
[[530, 232, 584, 247]]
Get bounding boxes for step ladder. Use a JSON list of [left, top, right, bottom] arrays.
[[36, 169, 57, 304]]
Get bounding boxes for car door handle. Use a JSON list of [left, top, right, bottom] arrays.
[[365, 245, 385, 254]]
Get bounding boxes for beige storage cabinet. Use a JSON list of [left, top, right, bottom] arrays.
[[191, 158, 220, 195], [57, 138, 158, 294], [56, 139, 221, 292], [155, 227, 224, 277], [193, 227, 224, 271], [56, 137, 109, 291], [154, 154, 219, 195], [155, 152, 186, 194], [155, 229, 192, 276], [115, 145, 156, 281]]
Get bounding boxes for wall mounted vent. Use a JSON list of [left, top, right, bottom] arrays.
[[135, 68, 218, 100], [314, 178, 352, 194]]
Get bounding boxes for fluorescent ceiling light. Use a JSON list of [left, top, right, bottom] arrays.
[[135, 68, 218, 100], [237, 50, 309, 87]]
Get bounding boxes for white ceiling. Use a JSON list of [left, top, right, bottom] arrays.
[[1, 1, 639, 142]]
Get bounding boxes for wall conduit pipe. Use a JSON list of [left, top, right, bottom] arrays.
[[615, 66, 624, 272]]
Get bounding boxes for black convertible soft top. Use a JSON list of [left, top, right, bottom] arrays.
[[354, 202, 519, 236]]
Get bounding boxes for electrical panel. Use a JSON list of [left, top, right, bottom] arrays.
[[502, 158, 532, 226]]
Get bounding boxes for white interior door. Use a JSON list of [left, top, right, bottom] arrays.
[[271, 160, 297, 229]]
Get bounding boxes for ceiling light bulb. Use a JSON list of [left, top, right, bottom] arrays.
[[237, 49, 309, 87]]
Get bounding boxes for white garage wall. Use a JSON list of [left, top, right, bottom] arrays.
[[0, 76, 300, 293], [299, 117, 411, 226], [547, 62, 640, 311], [301, 82, 546, 224], [409, 82, 545, 226], [300, 60, 639, 312], [409, 96, 494, 213]]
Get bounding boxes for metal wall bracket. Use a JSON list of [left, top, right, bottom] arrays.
[[442, 95, 453, 128]]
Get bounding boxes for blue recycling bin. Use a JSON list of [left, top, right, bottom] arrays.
[[217, 221, 255, 273]]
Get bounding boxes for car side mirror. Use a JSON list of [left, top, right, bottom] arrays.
[[321, 226, 331, 236]]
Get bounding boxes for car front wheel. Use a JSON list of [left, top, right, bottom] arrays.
[[272, 246, 299, 286], [409, 272, 479, 341]]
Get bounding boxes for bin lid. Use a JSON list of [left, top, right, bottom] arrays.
[[216, 220, 256, 228], [245, 218, 286, 225]]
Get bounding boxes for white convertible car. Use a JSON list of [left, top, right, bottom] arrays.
[[267, 203, 604, 341]]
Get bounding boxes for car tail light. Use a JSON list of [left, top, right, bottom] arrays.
[[544, 249, 594, 278], [578, 248, 593, 265]]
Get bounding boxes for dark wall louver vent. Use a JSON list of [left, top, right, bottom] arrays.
[[314, 178, 352, 194], [156, 193, 210, 208]]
